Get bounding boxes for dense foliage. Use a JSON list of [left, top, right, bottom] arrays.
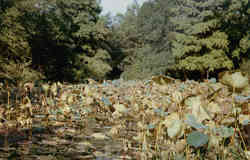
[[0, 0, 249, 84], [169, 0, 250, 79], [114, 0, 176, 80], [0, 0, 113, 84]]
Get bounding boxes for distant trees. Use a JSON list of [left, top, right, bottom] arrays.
[[0, 0, 249, 84], [111, 0, 176, 80]]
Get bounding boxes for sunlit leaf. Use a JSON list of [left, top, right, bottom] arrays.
[[91, 133, 109, 140], [114, 103, 128, 113]]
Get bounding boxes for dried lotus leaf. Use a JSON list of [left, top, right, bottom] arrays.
[[151, 75, 176, 85]]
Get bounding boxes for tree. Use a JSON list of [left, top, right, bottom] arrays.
[[0, 0, 114, 83], [118, 0, 176, 80], [28, 0, 113, 82], [169, 0, 250, 79], [0, 0, 44, 85], [107, 4, 143, 77]]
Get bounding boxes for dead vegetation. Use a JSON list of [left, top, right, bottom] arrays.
[[0, 73, 249, 160]]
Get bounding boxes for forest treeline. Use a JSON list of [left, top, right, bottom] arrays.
[[0, 0, 249, 85]]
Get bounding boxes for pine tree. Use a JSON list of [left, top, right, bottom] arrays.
[[169, 0, 250, 78]]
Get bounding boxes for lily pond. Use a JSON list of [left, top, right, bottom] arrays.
[[0, 74, 249, 160]]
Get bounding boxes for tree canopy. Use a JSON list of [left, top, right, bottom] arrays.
[[0, 0, 113, 84], [169, 0, 250, 79], [0, 0, 249, 84]]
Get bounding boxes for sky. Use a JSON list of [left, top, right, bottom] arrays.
[[100, 0, 148, 16]]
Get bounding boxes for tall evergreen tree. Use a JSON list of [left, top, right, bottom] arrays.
[[169, 0, 250, 79]]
